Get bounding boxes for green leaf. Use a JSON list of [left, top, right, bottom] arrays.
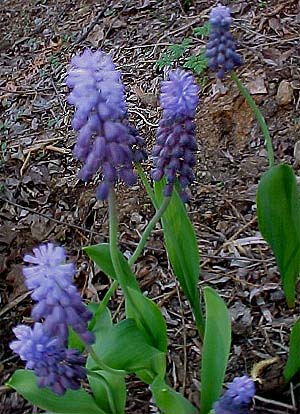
[[85, 243, 167, 352], [184, 52, 208, 75], [284, 319, 300, 382], [89, 303, 113, 343], [7, 370, 106, 414], [68, 327, 84, 352], [154, 181, 203, 334], [88, 371, 126, 414], [84, 243, 139, 290], [125, 287, 168, 353], [257, 164, 300, 307], [156, 39, 191, 70], [200, 287, 231, 414], [88, 319, 166, 384], [150, 376, 197, 414], [193, 22, 211, 37]]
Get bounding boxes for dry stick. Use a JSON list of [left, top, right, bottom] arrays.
[[75, 6, 108, 44], [254, 395, 297, 412], [201, 216, 257, 268], [0, 291, 31, 318], [0, 196, 105, 238]]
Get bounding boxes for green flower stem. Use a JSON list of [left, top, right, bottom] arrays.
[[230, 71, 274, 168], [129, 197, 171, 266], [89, 280, 119, 331], [108, 188, 129, 295], [136, 163, 158, 208], [85, 344, 126, 376]]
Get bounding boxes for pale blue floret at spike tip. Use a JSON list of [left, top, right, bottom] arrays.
[[152, 69, 199, 202], [22, 243, 94, 345], [206, 4, 242, 79], [66, 48, 147, 200], [213, 375, 255, 414], [10, 323, 86, 396]]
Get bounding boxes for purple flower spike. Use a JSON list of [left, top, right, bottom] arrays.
[[213, 376, 255, 414], [10, 323, 86, 395], [152, 69, 199, 201], [206, 4, 242, 79], [67, 49, 147, 200], [23, 243, 94, 345]]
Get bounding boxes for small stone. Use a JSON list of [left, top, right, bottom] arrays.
[[276, 80, 293, 106]]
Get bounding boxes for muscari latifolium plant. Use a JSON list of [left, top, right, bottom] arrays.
[[7, 3, 299, 414]]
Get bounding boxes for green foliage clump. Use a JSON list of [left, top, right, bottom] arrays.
[[156, 22, 210, 77]]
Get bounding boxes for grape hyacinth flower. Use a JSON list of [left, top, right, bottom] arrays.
[[213, 376, 255, 414], [66, 49, 146, 200], [206, 4, 242, 79], [23, 243, 94, 345], [10, 323, 86, 395], [151, 69, 199, 201]]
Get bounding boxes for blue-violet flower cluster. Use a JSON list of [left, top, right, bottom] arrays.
[[10, 323, 86, 395], [152, 69, 199, 201], [10, 243, 94, 395], [206, 4, 242, 79], [213, 375, 255, 414], [23, 243, 94, 345], [66, 49, 146, 200]]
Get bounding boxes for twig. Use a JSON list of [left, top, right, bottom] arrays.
[[0, 386, 11, 394], [0, 196, 105, 238], [0, 291, 31, 318], [75, 6, 108, 44], [201, 216, 257, 268], [254, 395, 297, 411]]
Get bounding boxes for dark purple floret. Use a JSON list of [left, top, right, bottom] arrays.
[[10, 323, 86, 396], [213, 376, 255, 414], [206, 4, 242, 79], [66, 49, 147, 200], [152, 69, 199, 201], [23, 243, 94, 345]]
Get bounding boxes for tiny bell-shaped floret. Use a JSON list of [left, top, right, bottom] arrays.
[[213, 376, 255, 414], [10, 323, 86, 395], [23, 243, 94, 345], [152, 69, 199, 201], [67, 49, 147, 200], [206, 4, 242, 79]]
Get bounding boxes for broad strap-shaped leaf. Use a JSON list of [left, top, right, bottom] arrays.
[[150, 376, 197, 414], [88, 371, 126, 414], [125, 287, 168, 353], [84, 243, 139, 290], [7, 370, 106, 414], [200, 287, 231, 414], [257, 164, 300, 307], [85, 243, 167, 352], [284, 319, 300, 382], [88, 319, 166, 384], [154, 181, 203, 333]]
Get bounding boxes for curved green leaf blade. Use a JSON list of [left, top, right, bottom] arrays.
[[84, 243, 139, 290], [200, 287, 231, 414], [88, 319, 166, 384], [154, 181, 203, 335], [150, 376, 197, 414], [257, 164, 300, 307], [88, 371, 126, 414], [125, 287, 168, 353], [7, 370, 106, 414], [284, 319, 300, 382]]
